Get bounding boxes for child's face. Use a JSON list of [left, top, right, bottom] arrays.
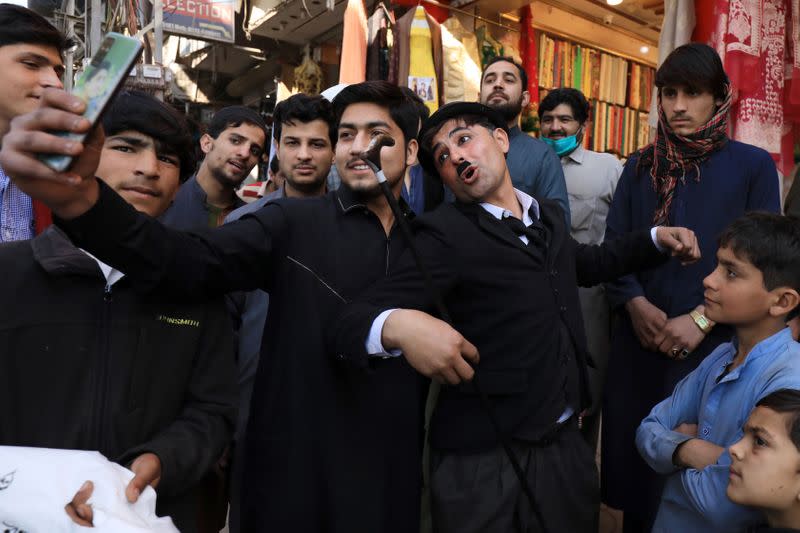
[[728, 406, 800, 511], [703, 245, 774, 325]]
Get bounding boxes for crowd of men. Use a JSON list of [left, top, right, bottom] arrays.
[[1, 4, 799, 533]]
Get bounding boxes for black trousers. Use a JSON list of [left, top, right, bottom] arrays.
[[430, 422, 599, 533]]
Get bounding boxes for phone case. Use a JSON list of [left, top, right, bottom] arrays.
[[38, 32, 143, 172]]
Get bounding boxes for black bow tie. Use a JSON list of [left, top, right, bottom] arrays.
[[502, 214, 548, 248]]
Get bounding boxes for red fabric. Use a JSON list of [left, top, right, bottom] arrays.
[[519, 5, 538, 106], [393, 0, 449, 23], [695, 0, 799, 177], [33, 199, 52, 235]]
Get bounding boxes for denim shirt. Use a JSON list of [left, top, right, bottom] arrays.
[[0, 164, 34, 242], [636, 328, 800, 532]]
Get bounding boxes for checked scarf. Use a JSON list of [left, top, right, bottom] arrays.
[[638, 83, 732, 225]]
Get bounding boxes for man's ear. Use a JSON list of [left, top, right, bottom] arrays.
[[199, 133, 214, 155], [521, 90, 531, 109], [771, 288, 800, 319], [492, 127, 510, 155], [405, 138, 419, 167]]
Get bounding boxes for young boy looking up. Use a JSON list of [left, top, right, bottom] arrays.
[[636, 212, 800, 533], [729, 389, 800, 532]]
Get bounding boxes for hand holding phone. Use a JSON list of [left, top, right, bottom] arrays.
[[38, 32, 143, 171]]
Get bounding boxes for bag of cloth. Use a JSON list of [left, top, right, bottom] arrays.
[[0, 446, 178, 532]]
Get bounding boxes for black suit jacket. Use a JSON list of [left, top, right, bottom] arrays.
[[333, 197, 667, 451]]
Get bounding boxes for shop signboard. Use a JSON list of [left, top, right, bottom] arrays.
[[163, 0, 235, 43]]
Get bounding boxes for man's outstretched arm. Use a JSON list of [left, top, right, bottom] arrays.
[[0, 88, 283, 296]]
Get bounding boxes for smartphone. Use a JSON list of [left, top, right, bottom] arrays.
[[38, 32, 143, 172]]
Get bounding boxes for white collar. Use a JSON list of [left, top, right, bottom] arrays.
[[79, 249, 125, 287], [479, 188, 540, 225]]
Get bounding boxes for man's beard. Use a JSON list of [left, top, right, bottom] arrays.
[[487, 96, 524, 123], [211, 165, 246, 189], [284, 171, 327, 195]]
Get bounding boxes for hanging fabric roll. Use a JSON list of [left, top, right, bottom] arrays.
[[366, 2, 394, 81], [339, 0, 368, 84], [393, 5, 443, 109], [408, 6, 440, 113], [442, 16, 480, 102]]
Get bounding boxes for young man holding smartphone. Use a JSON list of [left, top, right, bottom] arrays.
[[0, 91, 237, 532]]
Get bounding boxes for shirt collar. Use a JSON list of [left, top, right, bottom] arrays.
[[565, 144, 586, 164], [78, 249, 125, 287], [507, 125, 522, 139], [479, 188, 540, 225], [718, 328, 796, 380]]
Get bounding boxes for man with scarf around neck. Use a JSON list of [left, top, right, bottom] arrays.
[[600, 43, 781, 532]]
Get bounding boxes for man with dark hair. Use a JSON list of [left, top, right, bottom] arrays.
[[602, 42, 781, 531], [538, 87, 623, 446], [0, 80, 442, 532], [479, 56, 570, 219], [0, 4, 67, 242], [637, 212, 800, 531], [0, 90, 237, 532], [222, 92, 335, 532], [161, 105, 268, 229], [329, 101, 699, 533]]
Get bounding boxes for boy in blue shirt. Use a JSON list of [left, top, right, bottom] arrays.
[[728, 389, 800, 532], [636, 212, 800, 532]]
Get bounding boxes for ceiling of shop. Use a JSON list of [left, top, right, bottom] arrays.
[[249, 0, 355, 45]]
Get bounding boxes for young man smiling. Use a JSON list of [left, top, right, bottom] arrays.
[[0, 81, 450, 532], [0, 91, 237, 532], [161, 106, 268, 229], [0, 5, 67, 241]]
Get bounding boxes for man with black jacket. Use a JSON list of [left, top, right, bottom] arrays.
[[0, 91, 237, 531], [0, 81, 447, 532], [330, 102, 701, 533]]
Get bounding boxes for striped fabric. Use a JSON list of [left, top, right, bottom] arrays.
[[638, 83, 732, 225]]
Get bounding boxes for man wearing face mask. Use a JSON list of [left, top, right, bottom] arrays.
[[539, 87, 622, 448]]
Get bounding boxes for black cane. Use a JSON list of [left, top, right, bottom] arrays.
[[360, 136, 548, 532]]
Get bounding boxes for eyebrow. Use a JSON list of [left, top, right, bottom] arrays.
[[108, 135, 152, 148], [338, 120, 392, 131], [746, 424, 775, 439], [718, 258, 742, 269], [430, 126, 472, 156], [283, 135, 328, 143], [19, 51, 65, 75]]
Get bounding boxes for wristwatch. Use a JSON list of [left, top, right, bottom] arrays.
[[690, 310, 713, 334]]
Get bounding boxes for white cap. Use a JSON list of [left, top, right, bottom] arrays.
[[321, 83, 350, 102]]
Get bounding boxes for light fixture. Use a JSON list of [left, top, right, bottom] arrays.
[[606, 0, 623, 5], [640, 45, 650, 54]]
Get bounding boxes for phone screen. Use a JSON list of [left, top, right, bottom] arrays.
[[38, 33, 143, 172]]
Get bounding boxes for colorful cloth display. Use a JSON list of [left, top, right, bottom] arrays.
[[696, 0, 800, 176], [339, 0, 368, 84], [409, 6, 439, 113]]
